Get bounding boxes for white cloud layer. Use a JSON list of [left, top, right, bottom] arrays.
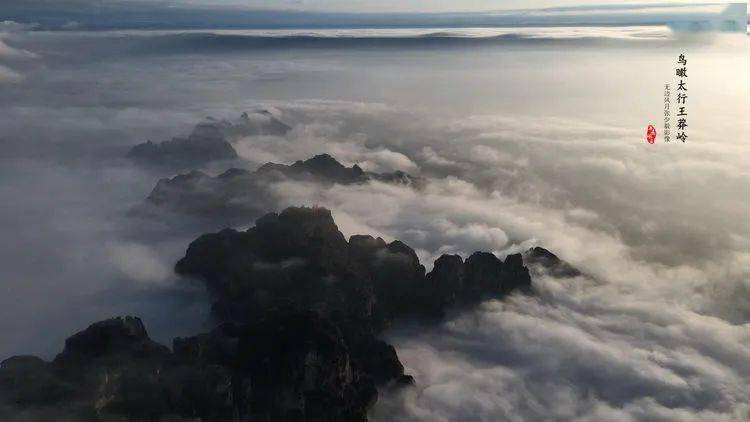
[[373, 287, 750, 421]]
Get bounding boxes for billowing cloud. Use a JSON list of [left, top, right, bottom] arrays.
[[372, 283, 750, 421]]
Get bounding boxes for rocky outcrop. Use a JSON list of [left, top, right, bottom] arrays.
[[0, 356, 77, 409], [175, 313, 378, 422], [235, 110, 292, 137], [127, 111, 291, 168], [257, 153, 368, 184], [139, 168, 277, 227], [1, 206, 575, 421], [168, 206, 536, 415], [421, 254, 465, 314], [173, 206, 537, 322], [135, 154, 424, 227], [421, 251, 532, 315], [1, 313, 376, 421], [523, 246, 581, 278], [0, 317, 199, 421], [256, 154, 424, 188], [174, 207, 369, 324], [173, 206, 536, 328], [128, 121, 239, 167], [54, 316, 170, 367]]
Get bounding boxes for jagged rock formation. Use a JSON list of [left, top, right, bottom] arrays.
[[174, 206, 532, 327], [134, 154, 424, 226], [172, 207, 534, 401], [127, 121, 239, 167], [234, 110, 292, 137], [523, 246, 581, 278], [0, 317, 231, 421], [139, 168, 277, 226], [174, 313, 378, 421], [1, 206, 576, 421], [256, 153, 423, 187], [1, 314, 376, 421], [127, 111, 291, 167]]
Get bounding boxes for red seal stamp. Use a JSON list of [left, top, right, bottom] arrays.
[[646, 125, 656, 144]]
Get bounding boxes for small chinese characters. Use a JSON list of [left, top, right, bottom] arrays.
[[675, 54, 688, 142], [663, 83, 671, 142]]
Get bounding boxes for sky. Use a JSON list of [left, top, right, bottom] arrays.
[[2, 1, 745, 30]]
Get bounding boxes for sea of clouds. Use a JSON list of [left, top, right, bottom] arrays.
[[0, 23, 748, 420]]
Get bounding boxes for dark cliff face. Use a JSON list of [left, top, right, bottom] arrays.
[[1, 206, 574, 421], [1, 314, 378, 422], [54, 316, 170, 367], [169, 206, 538, 420], [422, 254, 465, 314], [175, 206, 539, 329], [173, 207, 535, 393], [174, 205, 537, 328], [174, 207, 374, 326], [422, 251, 531, 315], [0, 317, 229, 421], [175, 313, 378, 422]]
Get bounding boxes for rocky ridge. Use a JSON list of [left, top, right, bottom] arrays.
[[127, 111, 291, 168], [136, 154, 424, 226], [0, 206, 577, 421]]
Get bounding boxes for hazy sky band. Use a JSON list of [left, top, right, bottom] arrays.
[[2, 1, 746, 30]]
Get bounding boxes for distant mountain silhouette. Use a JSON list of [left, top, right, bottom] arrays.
[[127, 110, 291, 168], [133, 154, 424, 228]]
